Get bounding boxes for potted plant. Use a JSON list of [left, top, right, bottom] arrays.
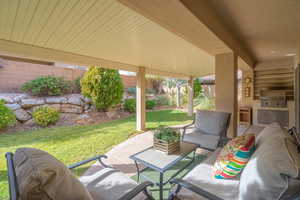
[[153, 126, 180, 154]]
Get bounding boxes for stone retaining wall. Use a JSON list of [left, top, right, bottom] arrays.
[[0, 93, 92, 123]]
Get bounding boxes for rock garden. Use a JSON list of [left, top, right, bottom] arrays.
[[0, 66, 205, 134], [0, 67, 132, 133]]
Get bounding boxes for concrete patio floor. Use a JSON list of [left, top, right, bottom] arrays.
[[85, 124, 264, 177]]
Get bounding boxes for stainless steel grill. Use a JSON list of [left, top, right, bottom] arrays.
[[260, 90, 287, 108]]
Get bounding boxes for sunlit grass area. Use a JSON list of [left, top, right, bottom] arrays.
[[0, 110, 192, 199]]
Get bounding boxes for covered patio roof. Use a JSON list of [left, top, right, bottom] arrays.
[[0, 0, 224, 78], [1, 0, 298, 133]]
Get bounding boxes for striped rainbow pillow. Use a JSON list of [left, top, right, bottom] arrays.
[[212, 133, 255, 179]]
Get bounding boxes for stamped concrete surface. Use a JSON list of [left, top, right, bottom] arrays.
[[84, 124, 264, 177]]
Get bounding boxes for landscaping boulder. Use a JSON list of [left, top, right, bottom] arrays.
[[14, 109, 31, 122], [61, 104, 83, 114], [45, 96, 67, 104], [84, 104, 91, 111], [13, 94, 30, 102], [5, 103, 21, 111], [67, 94, 84, 106], [23, 119, 36, 127], [0, 95, 14, 103], [82, 96, 92, 104], [21, 98, 45, 108], [48, 104, 61, 111]]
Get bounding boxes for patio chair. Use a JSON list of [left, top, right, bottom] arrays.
[[182, 110, 231, 151], [5, 148, 154, 200]]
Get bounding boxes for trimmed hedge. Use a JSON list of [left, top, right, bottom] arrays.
[[81, 66, 124, 111], [146, 99, 156, 109], [33, 106, 60, 127], [21, 76, 72, 96], [124, 99, 136, 113], [0, 100, 16, 129], [123, 99, 156, 113]]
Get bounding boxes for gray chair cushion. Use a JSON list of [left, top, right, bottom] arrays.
[[239, 137, 299, 200], [14, 148, 92, 200], [194, 110, 230, 136], [173, 148, 240, 200], [79, 167, 148, 200], [183, 130, 220, 150]]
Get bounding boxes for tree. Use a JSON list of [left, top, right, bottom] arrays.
[[163, 78, 187, 107], [193, 78, 202, 98], [146, 74, 165, 94], [80, 66, 124, 111]]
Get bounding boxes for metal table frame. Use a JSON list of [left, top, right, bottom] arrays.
[[130, 145, 197, 200]]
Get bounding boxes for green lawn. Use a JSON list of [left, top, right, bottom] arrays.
[[0, 110, 192, 200]]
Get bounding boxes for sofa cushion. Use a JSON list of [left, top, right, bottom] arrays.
[[79, 167, 148, 200], [239, 137, 298, 200], [256, 123, 295, 148], [13, 148, 92, 200], [173, 148, 240, 200], [213, 134, 255, 179], [183, 130, 220, 150], [194, 110, 230, 136]]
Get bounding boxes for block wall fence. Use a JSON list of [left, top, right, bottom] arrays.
[[0, 57, 139, 92]]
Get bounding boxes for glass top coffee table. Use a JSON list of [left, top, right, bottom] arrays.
[[130, 142, 198, 200]]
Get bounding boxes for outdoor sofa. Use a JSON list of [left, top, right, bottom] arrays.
[[168, 123, 300, 200], [5, 148, 154, 200]]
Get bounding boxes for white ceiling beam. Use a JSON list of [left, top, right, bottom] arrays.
[[118, 0, 255, 67], [0, 39, 190, 79], [0, 39, 139, 72], [180, 0, 255, 68]]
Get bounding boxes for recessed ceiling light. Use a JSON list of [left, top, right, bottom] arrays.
[[285, 53, 296, 57]]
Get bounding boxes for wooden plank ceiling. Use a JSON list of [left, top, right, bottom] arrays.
[[0, 0, 216, 77]]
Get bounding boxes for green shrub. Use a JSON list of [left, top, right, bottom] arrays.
[[155, 95, 169, 106], [81, 66, 124, 111], [124, 98, 136, 113], [146, 99, 156, 109], [123, 98, 156, 112], [154, 126, 180, 142], [73, 76, 82, 93], [0, 100, 16, 130], [21, 76, 72, 96], [194, 78, 203, 98], [33, 106, 60, 127]]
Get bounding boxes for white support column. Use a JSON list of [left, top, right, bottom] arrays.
[[176, 86, 181, 108], [136, 67, 146, 131], [295, 49, 300, 133], [215, 53, 238, 138], [187, 77, 194, 116]]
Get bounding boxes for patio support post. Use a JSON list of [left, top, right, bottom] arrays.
[[215, 53, 238, 138], [187, 76, 194, 116], [176, 86, 180, 108], [136, 67, 146, 131]]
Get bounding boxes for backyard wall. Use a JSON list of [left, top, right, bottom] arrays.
[[0, 57, 140, 92]]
